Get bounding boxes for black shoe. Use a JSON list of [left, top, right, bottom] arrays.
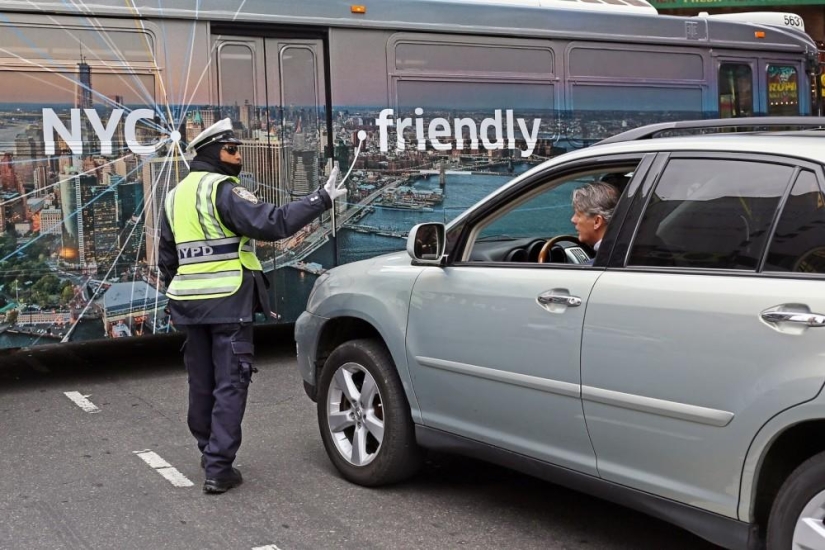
[[203, 468, 243, 494]]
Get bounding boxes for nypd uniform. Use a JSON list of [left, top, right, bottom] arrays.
[[158, 119, 333, 487]]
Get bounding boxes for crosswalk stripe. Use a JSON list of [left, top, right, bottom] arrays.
[[63, 391, 100, 413], [134, 450, 194, 488]]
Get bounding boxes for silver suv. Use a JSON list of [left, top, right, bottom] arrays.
[[295, 118, 825, 550]]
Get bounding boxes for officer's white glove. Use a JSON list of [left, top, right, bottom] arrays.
[[323, 166, 347, 201]]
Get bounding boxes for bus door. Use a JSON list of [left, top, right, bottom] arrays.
[[212, 34, 331, 323], [264, 39, 329, 201], [715, 57, 757, 117], [211, 36, 329, 203], [761, 59, 806, 115]]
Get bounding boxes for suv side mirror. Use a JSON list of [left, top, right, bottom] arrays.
[[407, 222, 445, 265]]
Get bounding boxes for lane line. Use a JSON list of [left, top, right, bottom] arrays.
[[134, 450, 194, 488], [252, 545, 282, 550], [63, 391, 101, 413]]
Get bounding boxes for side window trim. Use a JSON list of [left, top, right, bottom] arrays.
[[620, 151, 802, 272], [756, 166, 801, 273], [608, 152, 670, 269], [595, 153, 656, 268], [760, 165, 825, 275]]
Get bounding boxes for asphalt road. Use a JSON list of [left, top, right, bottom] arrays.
[[0, 327, 721, 550]]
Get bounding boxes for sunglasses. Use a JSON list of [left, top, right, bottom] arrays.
[[222, 145, 240, 155]]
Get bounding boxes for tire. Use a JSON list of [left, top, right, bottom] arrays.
[[316, 338, 423, 486], [766, 451, 825, 550]]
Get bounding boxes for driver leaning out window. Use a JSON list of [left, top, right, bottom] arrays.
[[571, 181, 619, 260]]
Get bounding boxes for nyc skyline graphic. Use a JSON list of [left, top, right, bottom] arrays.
[[0, 46, 699, 348]]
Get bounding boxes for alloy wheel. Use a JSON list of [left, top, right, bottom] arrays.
[[793, 489, 825, 549], [326, 361, 385, 466]]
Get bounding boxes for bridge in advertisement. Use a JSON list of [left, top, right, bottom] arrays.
[[260, 177, 409, 273]]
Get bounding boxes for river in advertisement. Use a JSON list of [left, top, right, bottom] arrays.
[[0, 122, 30, 151], [272, 164, 534, 323]]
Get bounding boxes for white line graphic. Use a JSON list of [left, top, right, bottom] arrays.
[[252, 545, 282, 550], [63, 391, 101, 413], [134, 450, 194, 488]]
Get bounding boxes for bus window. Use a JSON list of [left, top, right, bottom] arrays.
[[767, 65, 800, 115], [280, 46, 322, 197], [719, 63, 754, 118], [218, 44, 256, 107]]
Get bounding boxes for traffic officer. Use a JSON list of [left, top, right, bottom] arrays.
[[158, 118, 346, 494]]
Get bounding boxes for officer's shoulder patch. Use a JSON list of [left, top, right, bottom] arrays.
[[232, 186, 259, 204]]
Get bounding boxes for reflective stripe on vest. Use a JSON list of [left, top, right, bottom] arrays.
[[164, 172, 262, 301]]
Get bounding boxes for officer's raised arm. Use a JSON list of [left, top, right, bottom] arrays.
[[215, 166, 344, 240]]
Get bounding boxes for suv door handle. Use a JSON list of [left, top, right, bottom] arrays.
[[761, 310, 825, 327], [537, 290, 582, 308]]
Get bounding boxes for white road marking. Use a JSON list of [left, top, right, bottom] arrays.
[[134, 450, 194, 488], [252, 545, 282, 550], [63, 391, 100, 413]]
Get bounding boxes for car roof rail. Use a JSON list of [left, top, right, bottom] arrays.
[[597, 116, 825, 145]]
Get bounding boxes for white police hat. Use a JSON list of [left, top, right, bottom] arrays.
[[187, 118, 242, 153]]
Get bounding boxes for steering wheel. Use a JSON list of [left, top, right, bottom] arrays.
[[537, 235, 586, 263]]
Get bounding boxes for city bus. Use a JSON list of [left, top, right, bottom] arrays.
[[0, 0, 817, 349]]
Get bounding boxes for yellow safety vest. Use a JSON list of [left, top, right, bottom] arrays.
[[164, 171, 262, 301]]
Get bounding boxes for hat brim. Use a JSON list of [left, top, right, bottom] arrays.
[[219, 136, 242, 145]]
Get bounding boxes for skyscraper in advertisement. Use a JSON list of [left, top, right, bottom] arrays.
[[40, 208, 62, 235], [117, 180, 143, 224], [289, 149, 317, 196], [238, 139, 283, 205], [239, 100, 253, 132], [120, 215, 145, 265], [75, 174, 98, 273], [91, 184, 120, 275], [33, 166, 49, 198], [142, 155, 188, 266], [59, 172, 78, 248], [200, 107, 220, 129], [76, 54, 93, 110]]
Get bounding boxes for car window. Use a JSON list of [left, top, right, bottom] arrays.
[[628, 158, 794, 270], [461, 167, 636, 263], [764, 170, 825, 274], [477, 179, 582, 241], [478, 171, 632, 241]]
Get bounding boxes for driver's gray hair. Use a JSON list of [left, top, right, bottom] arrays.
[[572, 182, 619, 223]]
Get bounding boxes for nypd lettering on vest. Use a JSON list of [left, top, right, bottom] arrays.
[[178, 245, 215, 260]]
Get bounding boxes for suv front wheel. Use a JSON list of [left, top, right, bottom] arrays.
[[317, 339, 423, 486], [767, 451, 825, 549]]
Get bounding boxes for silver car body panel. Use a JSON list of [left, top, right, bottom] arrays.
[[406, 266, 602, 475], [295, 310, 327, 385], [581, 271, 825, 517], [740, 394, 825, 521], [297, 252, 427, 421]]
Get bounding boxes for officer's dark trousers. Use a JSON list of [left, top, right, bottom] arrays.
[[183, 323, 255, 479]]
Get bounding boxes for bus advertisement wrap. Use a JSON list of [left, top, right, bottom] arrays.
[[0, 0, 814, 350]]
